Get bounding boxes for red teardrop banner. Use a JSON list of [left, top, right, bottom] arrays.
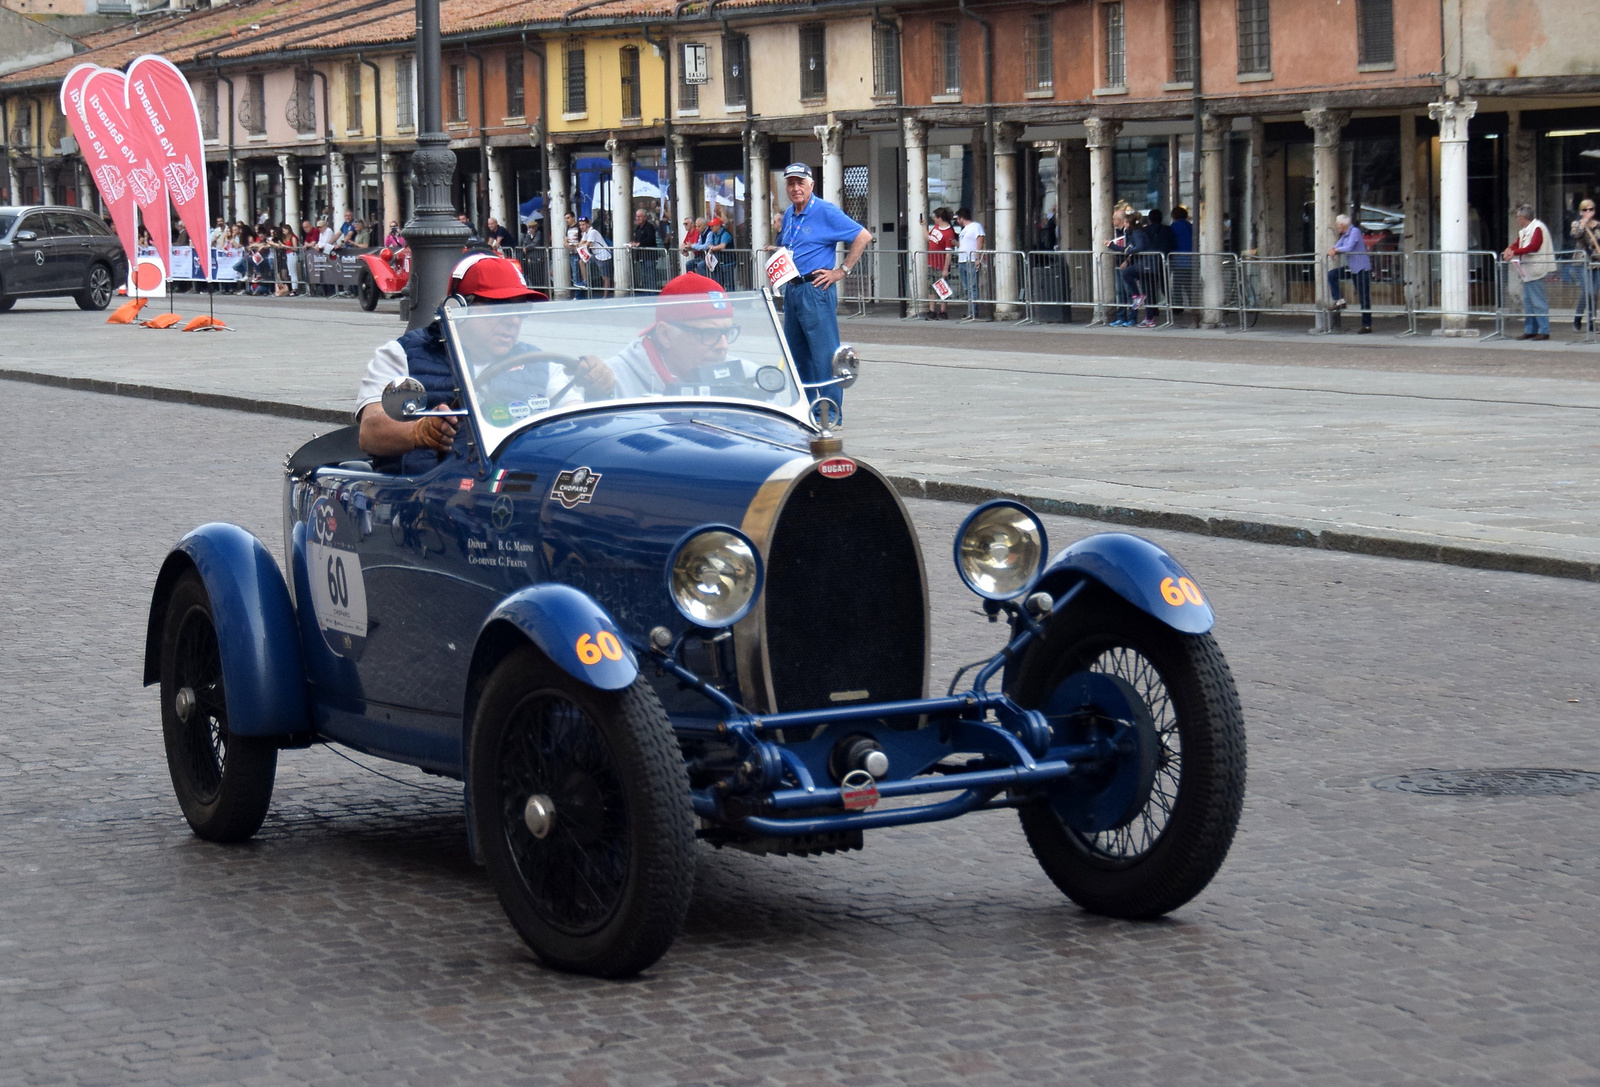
[[124, 55, 211, 280]]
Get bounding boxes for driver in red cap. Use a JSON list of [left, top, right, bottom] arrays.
[[356, 254, 615, 473], [585, 272, 775, 399]]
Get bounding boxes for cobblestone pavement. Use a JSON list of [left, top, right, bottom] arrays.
[[6, 296, 1600, 567], [3, 382, 1600, 1084]]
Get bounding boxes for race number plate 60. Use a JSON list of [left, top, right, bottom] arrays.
[[1159, 576, 1205, 607], [576, 631, 625, 665]]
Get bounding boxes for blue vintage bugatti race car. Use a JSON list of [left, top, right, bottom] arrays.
[[144, 288, 1246, 978]]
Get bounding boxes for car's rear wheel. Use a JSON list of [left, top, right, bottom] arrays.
[[159, 569, 278, 842], [76, 262, 114, 311], [0, 271, 13, 312], [357, 270, 379, 311], [469, 645, 695, 978], [1009, 585, 1246, 919]]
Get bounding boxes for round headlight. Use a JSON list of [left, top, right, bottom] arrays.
[[667, 526, 763, 628], [954, 501, 1048, 600]]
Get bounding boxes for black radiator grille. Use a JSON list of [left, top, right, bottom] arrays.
[[762, 468, 926, 712]]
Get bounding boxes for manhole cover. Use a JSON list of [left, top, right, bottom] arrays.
[[1373, 768, 1600, 797]]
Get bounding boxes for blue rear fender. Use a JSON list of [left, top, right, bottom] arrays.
[[471, 583, 640, 697], [1035, 532, 1216, 634], [143, 523, 310, 737]]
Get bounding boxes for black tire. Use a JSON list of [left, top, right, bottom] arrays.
[[1009, 585, 1246, 919], [0, 271, 13, 312], [469, 644, 695, 978], [159, 570, 278, 842], [75, 262, 115, 311], [357, 270, 379, 311]]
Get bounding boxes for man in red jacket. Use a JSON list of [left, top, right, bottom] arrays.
[[1502, 203, 1554, 340]]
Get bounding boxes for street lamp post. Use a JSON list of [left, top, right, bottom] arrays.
[[404, 0, 470, 330]]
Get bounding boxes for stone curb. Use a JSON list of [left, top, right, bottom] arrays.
[[6, 367, 1593, 583]]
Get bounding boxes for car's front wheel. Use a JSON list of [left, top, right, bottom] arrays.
[[0, 271, 13, 312], [76, 262, 115, 311], [469, 645, 695, 978], [159, 569, 278, 841], [357, 270, 379, 311], [1009, 585, 1246, 919]]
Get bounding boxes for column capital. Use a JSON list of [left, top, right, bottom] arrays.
[[669, 132, 691, 156], [1428, 97, 1478, 142], [276, 152, 298, 169], [994, 121, 1024, 150], [814, 121, 845, 157], [1301, 108, 1350, 147], [1084, 116, 1122, 150], [604, 136, 632, 158], [329, 150, 347, 165], [746, 129, 769, 157], [1201, 112, 1232, 150], [902, 116, 928, 149], [381, 151, 400, 170], [545, 141, 569, 166]]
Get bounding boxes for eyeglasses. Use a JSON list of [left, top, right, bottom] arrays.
[[672, 323, 740, 345]]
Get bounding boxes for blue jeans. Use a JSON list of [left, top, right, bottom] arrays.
[[958, 261, 980, 317], [1522, 277, 1550, 335], [568, 254, 587, 297], [1578, 268, 1600, 330], [1117, 263, 1144, 322], [1326, 267, 1372, 328], [783, 278, 843, 414]]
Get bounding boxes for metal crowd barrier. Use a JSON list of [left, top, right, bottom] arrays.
[[1495, 253, 1600, 341]]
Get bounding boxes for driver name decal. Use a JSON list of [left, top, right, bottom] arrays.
[[817, 457, 857, 480], [550, 467, 602, 509]]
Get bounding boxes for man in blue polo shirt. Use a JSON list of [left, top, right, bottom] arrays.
[[777, 162, 871, 416]]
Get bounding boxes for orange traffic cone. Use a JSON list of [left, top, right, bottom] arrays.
[[140, 312, 184, 329], [107, 298, 147, 324]]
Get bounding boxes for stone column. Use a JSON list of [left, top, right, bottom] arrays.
[[1399, 111, 1420, 313], [993, 121, 1023, 319], [1430, 97, 1478, 335], [1507, 110, 1536, 242], [671, 133, 694, 252], [546, 142, 572, 298], [41, 168, 55, 206], [1303, 108, 1349, 324], [1246, 119, 1266, 254], [1200, 112, 1232, 327], [486, 144, 505, 230], [232, 167, 249, 227], [78, 160, 93, 209], [607, 137, 634, 295], [904, 117, 929, 315], [1086, 116, 1121, 324], [280, 154, 301, 232], [748, 131, 770, 254], [380, 153, 402, 231], [330, 150, 349, 223], [1061, 140, 1090, 251], [816, 119, 845, 211]]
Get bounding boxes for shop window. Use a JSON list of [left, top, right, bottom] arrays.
[[395, 56, 415, 129], [1103, 3, 1126, 89], [799, 23, 826, 100], [345, 62, 363, 134], [723, 33, 749, 108], [1357, 0, 1394, 67], [1236, 0, 1271, 75], [563, 43, 586, 116], [1024, 13, 1053, 94], [506, 51, 525, 118], [872, 22, 901, 101], [620, 46, 641, 121], [936, 23, 960, 97], [451, 64, 468, 123], [1171, 0, 1196, 84]]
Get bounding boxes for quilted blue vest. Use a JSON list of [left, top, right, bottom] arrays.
[[392, 317, 462, 476]]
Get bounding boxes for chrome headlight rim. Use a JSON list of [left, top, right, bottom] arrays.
[[952, 499, 1049, 601], [665, 524, 765, 629]]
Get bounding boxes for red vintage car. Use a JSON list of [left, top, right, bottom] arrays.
[[356, 246, 410, 311]]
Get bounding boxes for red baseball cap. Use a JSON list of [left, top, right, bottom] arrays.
[[449, 253, 546, 301], [655, 272, 734, 324]]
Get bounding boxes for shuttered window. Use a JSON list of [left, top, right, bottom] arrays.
[[872, 22, 901, 100], [395, 56, 415, 129], [724, 34, 749, 107], [506, 51, 525, 118], [1236, 0, 1271, 74], [1104, 2, 1126, 89], [563, 43, 586, 115], [937, 23, 961, 95], [345, 62, 362, 133], [800, 23, 827, 100], [1171, 0, 1196, 83], [1357, 0, 1395, 66], [619, 47, 641, 120], [450, 64, 467, 123], [1025, 13, 1053, 92]]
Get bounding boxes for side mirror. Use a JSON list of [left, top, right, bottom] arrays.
[[381, 377, 428, 421], [14, 230, 37, 243], [830, 344, 859, 389]]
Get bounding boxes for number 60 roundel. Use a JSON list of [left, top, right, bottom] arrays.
[[1159, 576, 1205, 607], [575, 630, 625, 665]]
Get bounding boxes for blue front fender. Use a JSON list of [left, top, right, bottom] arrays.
[[1036, 532, 1216, 634], [143, 523, 310, 737], [477, 583, 639, 691]]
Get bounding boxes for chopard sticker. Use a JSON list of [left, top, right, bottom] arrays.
[[550, 466, 601, 509], [817, 457, 857, 479], [306, 495, 368, 660]]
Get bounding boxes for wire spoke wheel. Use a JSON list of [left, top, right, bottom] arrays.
[[1011, 584, 1246, 919], [498, 693, 631, 936], [171, 605, 228, 805]]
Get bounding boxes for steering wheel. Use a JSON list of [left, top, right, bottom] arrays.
[[473, 348, 584, 386]]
